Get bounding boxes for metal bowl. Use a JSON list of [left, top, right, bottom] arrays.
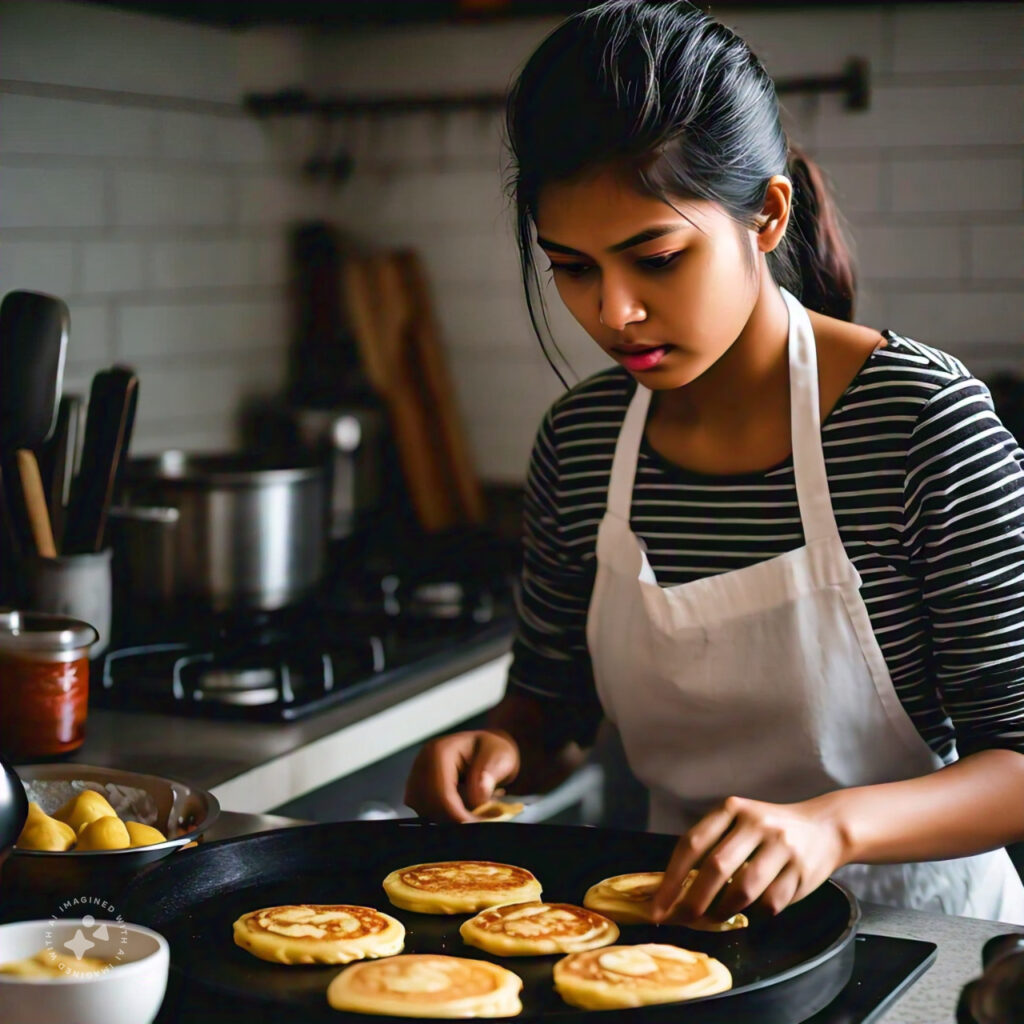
[[4, 763, 219, 912]]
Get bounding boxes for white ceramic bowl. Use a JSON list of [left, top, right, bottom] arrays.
[[0, 918, 169, 1024]]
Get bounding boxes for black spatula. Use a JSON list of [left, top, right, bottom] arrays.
[[0, 291, 68, 563]]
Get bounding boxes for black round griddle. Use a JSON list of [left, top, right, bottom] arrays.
[[121, 821, 859, 1023]]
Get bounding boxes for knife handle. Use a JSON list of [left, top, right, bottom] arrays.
[[63, 368, 138, 555], [16, 448, 57, 558]]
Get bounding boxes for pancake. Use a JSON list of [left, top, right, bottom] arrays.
[[583, 871, 749, 931], [326, 953, 523, 1018], [554, 943, 733, 1010], [233, 904, 404, 965], [460, 900, 619, 956], [383, 860, 542, 914], [470, 798, 525, 822]]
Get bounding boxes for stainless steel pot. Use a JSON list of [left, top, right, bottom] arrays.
[[109, 452, 327, 612]]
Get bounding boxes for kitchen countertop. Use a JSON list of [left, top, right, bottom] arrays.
[[206, 810, 1020, 1024], [70, 632, 512, 812]]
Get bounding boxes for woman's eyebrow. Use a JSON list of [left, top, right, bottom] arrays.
[[536, 222, 693, 256]]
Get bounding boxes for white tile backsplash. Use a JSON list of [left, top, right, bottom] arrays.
[[79, 241, 149, 294], [0, 2, 307, 455], [64, 302, 114, 366], [891, 3, 1024, 75], [969, 227, 1024, 281], [237, 174, 313, 226], [726, 7, 888, 80], [212, 119, 279, 166], [818, 158, 885, 216], [0, 0, 1021, 481], [817, 84, 1024, 149], [0, 165, 106, 229], [128, 351, 286, 423], [855, 225, 964, 281], [0, 240, 75, 296], [250, 235, 288, 287], [149, 240, 253, 290], [887, 290, 1024, 347], [890, 158, 1023, 214], [117, 299, 287, 360], [0, 0, 242, 101], [0, 93, 156, 158], [113, 170, 232, 228], [156, 111, 219, 162]]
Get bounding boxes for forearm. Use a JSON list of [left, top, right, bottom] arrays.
[[485, 691, 589, 795], [821, 748, 1024, 865]]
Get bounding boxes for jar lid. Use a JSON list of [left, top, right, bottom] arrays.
[[0, 609, 99, 655]]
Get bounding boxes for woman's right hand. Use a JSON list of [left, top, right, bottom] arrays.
[[404, 729, 521, 823]]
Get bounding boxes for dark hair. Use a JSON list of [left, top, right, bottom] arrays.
[[505, 0, 856, 381]]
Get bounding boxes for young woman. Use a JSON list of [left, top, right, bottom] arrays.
[[405, 0, 1024, 924]]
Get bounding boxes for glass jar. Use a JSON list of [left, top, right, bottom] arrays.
[[0, 610, 99, 759]]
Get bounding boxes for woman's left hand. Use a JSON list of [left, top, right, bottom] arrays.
[[651, 794, 847, 923]]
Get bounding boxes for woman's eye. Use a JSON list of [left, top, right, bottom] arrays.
[[639, 252, 681, 271], [548, 262, 593, 279]]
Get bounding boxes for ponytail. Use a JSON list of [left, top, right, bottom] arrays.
[[785, 146, 857, 322]]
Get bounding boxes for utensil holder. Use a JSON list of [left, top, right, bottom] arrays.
[[24, 548, 112, 656]]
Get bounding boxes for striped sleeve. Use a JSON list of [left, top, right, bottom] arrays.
[[903, 376, 1024, 756], [507, 406, 603, 743]]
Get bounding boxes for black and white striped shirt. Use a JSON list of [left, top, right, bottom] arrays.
[[508, 332, 1024, 761]]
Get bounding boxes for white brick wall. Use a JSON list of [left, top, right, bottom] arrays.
[[1, 1, 1020, 482], [0, 1, 309, 455], [312, 2, 1023, 480]]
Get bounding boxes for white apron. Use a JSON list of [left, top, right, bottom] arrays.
[[586, 288, 1024, 922]]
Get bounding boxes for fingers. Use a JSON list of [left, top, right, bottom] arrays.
[[463, 731, 520, 811], [711, 842, 793, 919], [651, 803, 736, 921], [756, 862, 802, 917], [672, 820, 764, 922], [403, 731, 520, 824], [404, 735, 474, 822]]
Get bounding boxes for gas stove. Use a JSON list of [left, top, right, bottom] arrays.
[[93, 529, 517, 721]]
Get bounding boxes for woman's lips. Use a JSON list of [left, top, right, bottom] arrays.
[[615, 346, 669, 372]]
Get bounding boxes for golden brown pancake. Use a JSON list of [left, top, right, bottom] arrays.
[[554, 942, 732, 1009], [583, 871, 748, 931], [460, 900, 619, 956], [326, 953, 523, 1018], [382, 860, 543, 914], [233, 904, 404, 965]]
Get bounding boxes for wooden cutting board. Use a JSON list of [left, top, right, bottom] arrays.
[[395, 249, 486, 526], [342, 252, 460, 532]]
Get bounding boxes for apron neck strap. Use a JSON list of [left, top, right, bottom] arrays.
[[605, 289, 839, 544], [608, 384, 651, 520], [783, 287, 839, 545]]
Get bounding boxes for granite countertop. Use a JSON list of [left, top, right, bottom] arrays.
[[206, 811, 1021, 1024]]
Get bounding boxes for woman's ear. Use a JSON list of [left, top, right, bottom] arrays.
[[754, 175, 792, 254]]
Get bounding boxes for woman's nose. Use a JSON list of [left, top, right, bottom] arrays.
[[598, 278, 646, 330]]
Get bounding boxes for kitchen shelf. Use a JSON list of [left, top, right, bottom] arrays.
[[244, 58, 870, 120]]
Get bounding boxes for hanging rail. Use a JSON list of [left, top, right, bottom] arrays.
[[244, 57, 869, 119]]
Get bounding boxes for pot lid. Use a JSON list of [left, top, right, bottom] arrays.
[[124, 450, 324, 486], [0, 609, 99, 655]]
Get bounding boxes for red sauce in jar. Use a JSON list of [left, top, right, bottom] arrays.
[[0, 653, 89, 759]]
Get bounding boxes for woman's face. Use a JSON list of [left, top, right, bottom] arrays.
[[534, 167, 763, 390]]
